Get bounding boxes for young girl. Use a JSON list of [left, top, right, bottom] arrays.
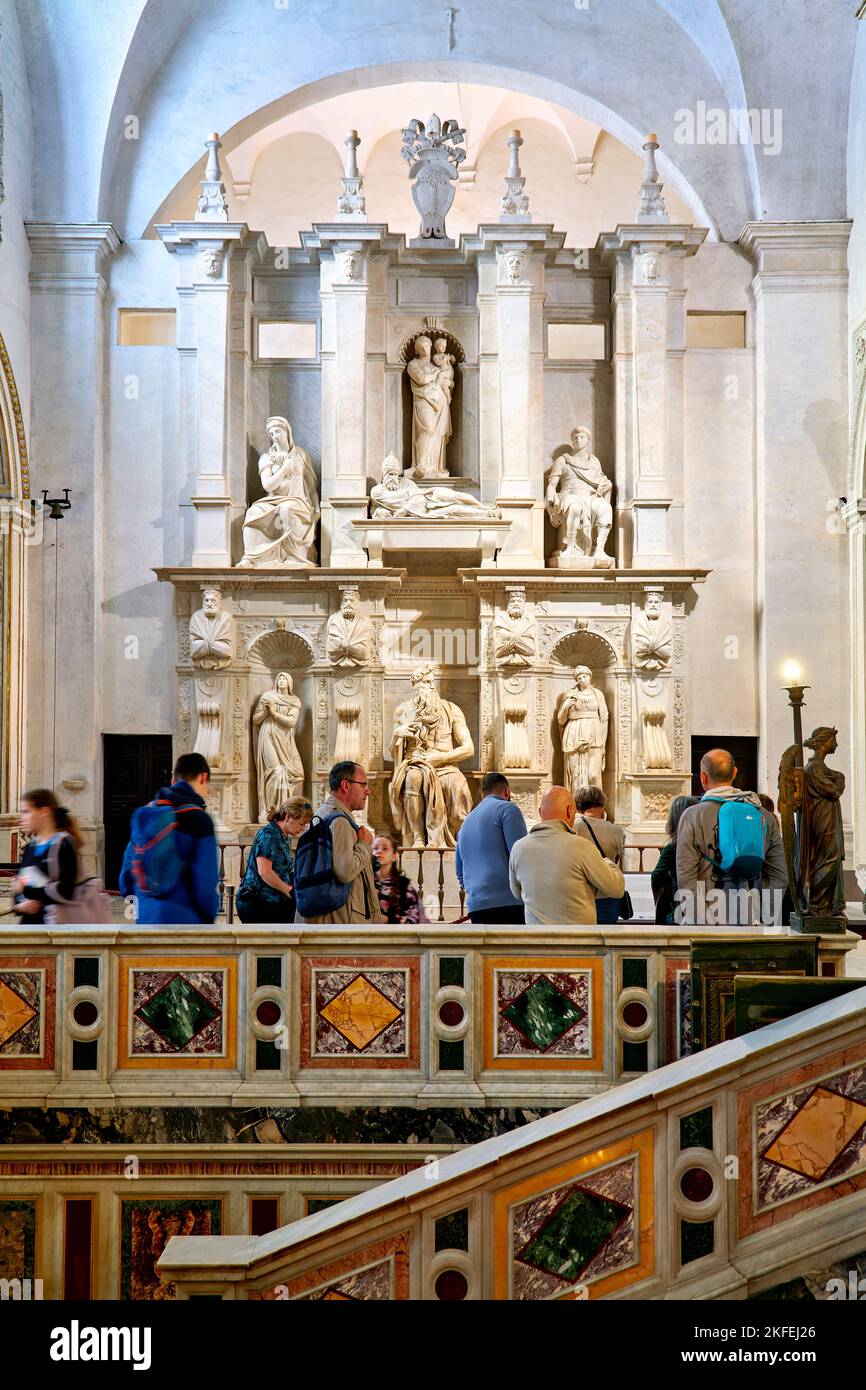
[[13, 789, 83, 925], [372, 833, 428, 924]]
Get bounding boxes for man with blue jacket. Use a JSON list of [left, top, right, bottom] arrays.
[[455, 771, 527, 923], [120, 753, 220, 925]]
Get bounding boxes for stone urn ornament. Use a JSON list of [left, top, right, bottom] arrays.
[[401, 113, 466, 247]]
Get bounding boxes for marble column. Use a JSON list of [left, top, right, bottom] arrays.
[[477, 226, 559, 565], [740, 221, 851, 796], [303, 227, 390, 567], [599, 225, 705, 567], [26, 223, 121, 858], [156, 221, 254, 567]]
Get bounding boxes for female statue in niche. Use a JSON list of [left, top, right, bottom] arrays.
[[252, 671, 304, 821], [557, 665, 609, 794], [406, 334, 453, 478], [238, 416, 319, 568], [779, 725, 846, 922]]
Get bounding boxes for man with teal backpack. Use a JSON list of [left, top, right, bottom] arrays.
[[675, 748, 787, 925], [119, 753, 220, 925]]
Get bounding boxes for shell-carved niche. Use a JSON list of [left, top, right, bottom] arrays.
[[551, 628, 617, 674], [247, 628, 315, 673]]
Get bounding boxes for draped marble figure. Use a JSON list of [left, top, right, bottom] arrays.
[[494, 589, 536, 668], [558, 666, 609, 793], [238, 416, 319, 568], [389, 664, 473, 848], [631, 590, 673, 672], [326, 588, 372, 668], [189, 588, 232, 669], [371, 454, 499, 520], [406, 334, 453, 478], [252, 672, 304, 821], [546, 426, 614, 568]]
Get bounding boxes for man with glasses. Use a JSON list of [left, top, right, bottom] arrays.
[[295, 761, 383, 924]]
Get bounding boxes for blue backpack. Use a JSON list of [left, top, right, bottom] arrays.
[[293, 812, 353, 917], [129, 799, 198, 899], [704, 796, 768, 884]]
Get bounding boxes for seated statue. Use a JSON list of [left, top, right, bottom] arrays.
[[546, 426, 614, 569], [371, 453, 500, 520], [238, 416, 319, 568], [389, 663, 473, 848]]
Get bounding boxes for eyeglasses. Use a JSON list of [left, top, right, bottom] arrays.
[[346, 780, 369, 789]]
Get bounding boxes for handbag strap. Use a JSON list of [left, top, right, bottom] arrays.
[[579, 814, 606, 857]]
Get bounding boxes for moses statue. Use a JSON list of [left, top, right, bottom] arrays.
[[389, 663, 473, 848]]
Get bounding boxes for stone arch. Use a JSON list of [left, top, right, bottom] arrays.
[[0, 333, 29, 817], [247, 628, 315, 672]]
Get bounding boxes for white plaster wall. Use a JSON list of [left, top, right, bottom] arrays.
[[849, 24, 866, 337], [0, 0, 32, 439], [683, 242, 758, 741], [102, 238, 180, 736]]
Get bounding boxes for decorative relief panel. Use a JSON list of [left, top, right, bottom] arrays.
[[232, 679, 245, 773], [672, 680, 685, 771], [483, 957, 603, 1072], [117, 958, 238, 1070], [492, 1129, 655, 1300], [300, 956, 421, 1070], [177, 680, 192, 752], [0, 960, 55, 1070]]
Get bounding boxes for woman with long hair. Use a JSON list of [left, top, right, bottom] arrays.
[[372, 833, 429, 924], [12, 789, 83, 924], [235, 796, 312, 924], [651, 794, 700, 924]]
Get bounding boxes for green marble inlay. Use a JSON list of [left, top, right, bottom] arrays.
[[622, 958, 647, 989], [306, 1198, 343, 1215], [519, 1187, 628, 1281], [680, 1219, 714, 1265], [439, 957, 465, 988], [622, 1041, 648, 1073], [136, 975, 219, 1050], [435, 1207, 469, 1252], [502, 976, 583, 1051], [679, 1106, 713, 1152], [438, 1040, 464, 1071], [256, 956, 282, 987]]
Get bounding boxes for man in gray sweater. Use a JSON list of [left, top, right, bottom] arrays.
[[509, 786, 625, 926], [675, 748, 787, 924]]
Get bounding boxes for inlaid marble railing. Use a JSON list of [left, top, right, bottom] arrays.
[[158, 986, 866, 1300], [0, 925, 856, 1108]]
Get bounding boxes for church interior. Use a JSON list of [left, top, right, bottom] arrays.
[[1, 0, 866, 1318]]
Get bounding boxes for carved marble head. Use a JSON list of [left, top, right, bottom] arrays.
[[433, 336, 449, 357], [340, 586, 360, 616], [573, 665, 592, 689], [381, 453, 403, 488], [571, 425, 591, 452], [411, 662, 438, 691], [643, 588, 663, 620], [340, 249, 361, 282], [201, 587, 222, 618], [506, 588, 526, 619], [200, 246, 224, 279], [503, 249, 525, 284], [274, 671, 293, 696], [266, 416, 293, 451], [414, 334, 432, 359]]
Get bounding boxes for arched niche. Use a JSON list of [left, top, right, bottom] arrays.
[[399, 321, 467, 481], [549, 628, 618, 808], [246, 628, 316, 807]]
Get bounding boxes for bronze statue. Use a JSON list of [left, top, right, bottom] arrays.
[[778, 725, 846, 929]]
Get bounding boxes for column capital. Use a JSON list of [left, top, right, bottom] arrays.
[[739, 220, 851, 279], [595, 224, 707, 263], [26, 222, 121, 293]]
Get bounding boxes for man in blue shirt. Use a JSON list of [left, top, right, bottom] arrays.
[[455, 771, 527, 923]]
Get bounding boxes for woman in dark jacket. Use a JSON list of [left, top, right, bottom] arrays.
[[373, 834, 428, 924], [236, 797, 312, 924], [651, 794, 700, 924], [12, 788, 82, 924]]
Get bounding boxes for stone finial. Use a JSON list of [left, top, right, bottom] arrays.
[[500, 129, 531, 224], [196, 133, 229, 222], [636, 133, 668, 224], [337, 130, 367, 221]]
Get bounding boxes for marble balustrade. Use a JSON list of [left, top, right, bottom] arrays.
[[158, 985, 866, 1301], [0, 926, 855, 1109]]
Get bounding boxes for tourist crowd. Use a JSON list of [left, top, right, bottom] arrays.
[[7, 747, 788, 927]]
